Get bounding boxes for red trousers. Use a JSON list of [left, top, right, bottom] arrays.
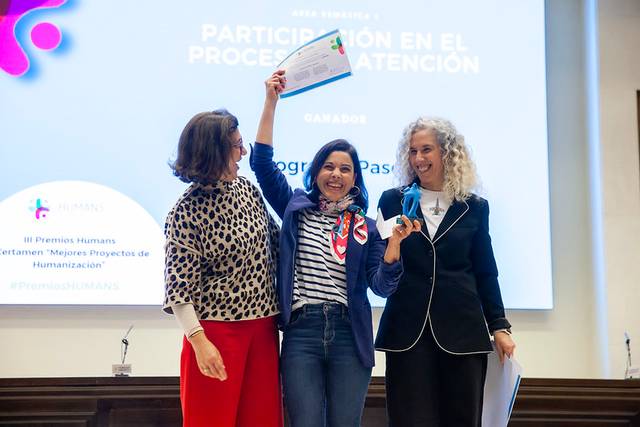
[[180, 316, 283, 427]]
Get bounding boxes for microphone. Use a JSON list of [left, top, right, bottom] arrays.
[[121, 325, 134, 364], [625, 331, 634, 379], [122, 324, 134, 346]]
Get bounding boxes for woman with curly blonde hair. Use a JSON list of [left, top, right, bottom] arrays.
[[375, 117, 516, 426], [394, 117, 478, 201]]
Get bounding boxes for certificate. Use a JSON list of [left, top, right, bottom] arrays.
[[482, 345, 523, 427], [375, 208, 400, 240], [278, 29, 352, 98]]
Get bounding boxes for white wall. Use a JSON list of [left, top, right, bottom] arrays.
[[0, 306, 181, 377], [598, 0, 640, 379], [1, 0, 638, 379]]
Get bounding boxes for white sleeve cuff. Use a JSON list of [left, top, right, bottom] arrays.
[[172, 303, 203, 337]]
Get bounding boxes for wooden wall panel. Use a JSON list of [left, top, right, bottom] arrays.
[[1, 377, 639, 426]]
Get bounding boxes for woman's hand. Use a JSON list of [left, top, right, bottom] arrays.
[[494, 331, 516, 364], [257, 70, 286, 146], [265, 69, 286, 104], [189, 332, 228, 380], [383, 215, 421, 263]]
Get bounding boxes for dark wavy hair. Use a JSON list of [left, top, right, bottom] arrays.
[[170, 109, 239, 184], [303, 139, 369, 213]]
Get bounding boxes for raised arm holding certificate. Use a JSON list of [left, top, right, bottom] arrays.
[[278, 29, 352, 98]]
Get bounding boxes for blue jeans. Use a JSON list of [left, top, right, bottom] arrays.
[[281, 303, 372, 427]]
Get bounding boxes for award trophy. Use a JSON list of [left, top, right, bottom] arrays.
[[397, 183, 424, 224]]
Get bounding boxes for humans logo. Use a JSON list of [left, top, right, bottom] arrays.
[[330, 36, 344, 55], [0, 0, 68, 77], [29, 197, 50, 219]]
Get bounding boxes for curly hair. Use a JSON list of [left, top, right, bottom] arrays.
[[394, 117, 478, 201]]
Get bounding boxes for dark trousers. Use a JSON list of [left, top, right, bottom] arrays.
[[384, 323, 488, 427]]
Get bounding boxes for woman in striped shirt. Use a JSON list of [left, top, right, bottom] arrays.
[[250, 70, 420, 427]]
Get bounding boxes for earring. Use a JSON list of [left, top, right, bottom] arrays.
[[349, 185, 361, 197]]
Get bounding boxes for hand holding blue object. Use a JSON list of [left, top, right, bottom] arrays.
[[397, 183, 424, 224]]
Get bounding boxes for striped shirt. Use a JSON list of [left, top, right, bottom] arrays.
[[292, 209, 348, 310]]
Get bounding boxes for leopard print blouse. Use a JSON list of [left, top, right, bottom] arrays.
[[163, 177, 279, 321]]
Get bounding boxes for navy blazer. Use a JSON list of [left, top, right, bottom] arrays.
[[375, 186, 511, 355], [250, 143, 403, 367]]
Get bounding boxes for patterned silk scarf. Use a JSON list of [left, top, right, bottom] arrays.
[[318, 194, 368, 264]]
